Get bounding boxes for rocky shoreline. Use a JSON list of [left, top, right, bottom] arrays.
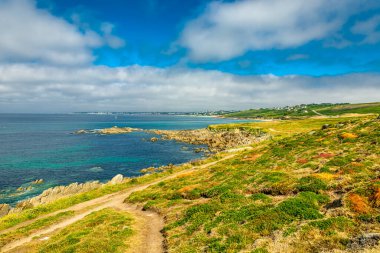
[[0, 174, 125, 217], [75, 126, 269, 152], [0, 126, 269, 218], [148, 128, 269, 152]]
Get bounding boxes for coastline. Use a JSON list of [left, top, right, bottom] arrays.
[[0, 124, 268, 215]]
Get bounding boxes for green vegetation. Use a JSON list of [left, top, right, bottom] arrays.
[[0, 211, 74, 248], [224, 102, 380, 119], [34, 208, 134, 253], [126, 116, 380, 252], [209, 116, 362, 138]]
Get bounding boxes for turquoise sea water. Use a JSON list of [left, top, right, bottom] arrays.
[[0, 114, 251, 205]]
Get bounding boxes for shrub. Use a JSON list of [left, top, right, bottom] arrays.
[[297, 176, 328, 193], [277, 192, 329, 220], [348, 194, 371, 214]]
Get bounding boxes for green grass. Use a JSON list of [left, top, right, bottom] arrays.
[[35, 208, 134, 253], [125, 116, 380, 252], [0, 211, 74, 248], [0, 182, 136, 231], [208, 116, 363, 138], [317, 102, 380, 115], [224, 102, 380, 119]]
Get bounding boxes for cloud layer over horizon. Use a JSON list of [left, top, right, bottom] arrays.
[[1, 63, 379, 113]]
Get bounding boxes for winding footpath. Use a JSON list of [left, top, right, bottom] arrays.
[[1, 147, 251, 253]]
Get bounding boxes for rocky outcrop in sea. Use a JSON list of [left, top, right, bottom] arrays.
[[149, 128, 269, 152], [74, 126, 141, 135]]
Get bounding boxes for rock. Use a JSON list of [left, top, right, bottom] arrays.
[[148, 128, 269, 152], [32, 179, 44, 184], [140, 167, 156, 174], [97, 127, 139, 135], [321, 124, 330, 130], [110, 174, 124, 185], [0, 204, 10, 217], [150, 137, 159, 142], [324, 198, 343, 209], [16, 186, 33, 192], [194, 148, 203, 153], [74, 129, 87, 134], [11, 181, 101, 212], [348, 233, 380, 250]]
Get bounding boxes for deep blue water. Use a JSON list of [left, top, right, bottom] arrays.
[[0, 114, 251, 204]]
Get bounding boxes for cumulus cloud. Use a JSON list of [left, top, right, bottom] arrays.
[[0, 64, 379, 112], [0, 0, 124, 65], [180, 0, 366, 61]]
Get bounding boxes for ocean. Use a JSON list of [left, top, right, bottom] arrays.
[[0, 113, 251, 205]]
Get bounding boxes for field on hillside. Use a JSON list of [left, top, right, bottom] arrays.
[[225, 102, 380, 119]]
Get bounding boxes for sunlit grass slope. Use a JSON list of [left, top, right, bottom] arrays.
[[127, 117, 380, 252], [31, 208, 134, 253]]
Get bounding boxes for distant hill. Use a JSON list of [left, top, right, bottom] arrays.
[[224, 102, 380, 119]]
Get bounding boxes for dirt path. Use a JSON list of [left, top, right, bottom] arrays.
[[312, 110, 326, 116], [1, 148, 249, 253], [120, 205, 164, 253]]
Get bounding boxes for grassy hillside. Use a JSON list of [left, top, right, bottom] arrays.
[[24, 208, 134, 253], [127, 116, 380, 252], [225, 102, 380, 119], [1, 116, 379, 252]]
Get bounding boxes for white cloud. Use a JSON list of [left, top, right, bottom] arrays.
[[0, 0, 124, 65], [286, 54, 309, 61], [180, 0, 363, 61], [100, 23, 126, 49], [0, 64, 379, 112], [352, 15, 380, 44]]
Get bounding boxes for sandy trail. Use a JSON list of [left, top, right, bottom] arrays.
[[1, 148, 249, 253]]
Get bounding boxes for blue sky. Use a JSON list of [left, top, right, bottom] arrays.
[[35, 0, 380, 76], [0, 0, 379, 112]]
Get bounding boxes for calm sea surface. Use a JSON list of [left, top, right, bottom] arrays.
[[0, 114, 252, 204]]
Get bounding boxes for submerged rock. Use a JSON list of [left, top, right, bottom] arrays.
[[32, 179, 44, 184], [16, 186, 33, 192], [150, 137, 159, 142], [74, 129, 87, 134]]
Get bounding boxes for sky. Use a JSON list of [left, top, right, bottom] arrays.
[[0, 0, 380, 112]]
